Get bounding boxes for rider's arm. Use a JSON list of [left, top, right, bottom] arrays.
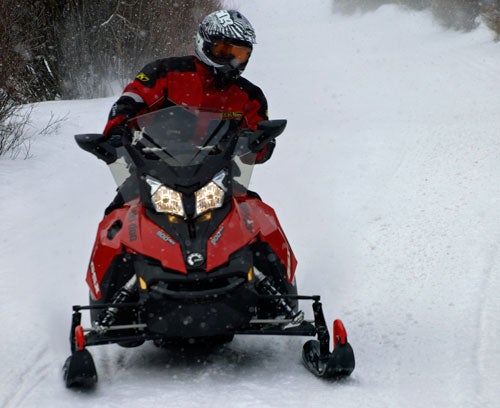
[[102, 93, 147, 136], [103, 59, 172, 136], [242, 86, 275, 164]]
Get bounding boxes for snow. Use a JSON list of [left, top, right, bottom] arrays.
[[1, 1, 499, 406]]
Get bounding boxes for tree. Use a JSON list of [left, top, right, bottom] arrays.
[[0, 0, 221, 157], [332, 0, 500, 36], [0, 2, 59, 103], [0, 0, 222, 102], [56, 0, 223, 99], [430, 0, 481, 31], [481, 0, 500, 39]]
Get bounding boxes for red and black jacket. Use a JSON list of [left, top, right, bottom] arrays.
[[104, 56, 273, 162]]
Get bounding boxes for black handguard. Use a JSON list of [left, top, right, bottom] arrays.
[[248, 119, 287, 153], [255, 139, 276, 164], [74, 134, 117, 164]]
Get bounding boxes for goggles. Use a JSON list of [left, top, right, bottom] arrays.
[[211, 40, 252, 64]]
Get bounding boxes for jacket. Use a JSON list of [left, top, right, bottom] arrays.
[[103, 56, 273, 162]]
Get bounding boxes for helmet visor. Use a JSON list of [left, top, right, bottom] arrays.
[[211, 40, 252, 65]]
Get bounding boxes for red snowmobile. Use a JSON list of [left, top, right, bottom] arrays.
[[64, 105, 355, 387]]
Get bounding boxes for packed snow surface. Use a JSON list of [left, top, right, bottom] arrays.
[[1, 1, 499, 406]]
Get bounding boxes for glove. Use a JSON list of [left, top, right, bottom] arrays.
[[107, 125, 132, 147]]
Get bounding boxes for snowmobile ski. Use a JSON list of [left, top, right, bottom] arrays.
[[63, 349, 98, 388], [302, 317, 355, 378]]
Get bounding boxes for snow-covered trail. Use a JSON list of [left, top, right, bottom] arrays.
[[1, 1, 499, 407], [242, 3, 500, 406]]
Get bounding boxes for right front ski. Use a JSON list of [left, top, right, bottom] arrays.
[[302, 304, 355, 378], [302, 338, 355, 378]]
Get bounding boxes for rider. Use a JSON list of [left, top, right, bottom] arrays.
[[99, 11, 297, 321], [103, 9, 274, 164]]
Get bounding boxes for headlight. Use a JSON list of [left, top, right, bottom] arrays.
[[145, 172, 226, 218], [195, 181, 225, 217], [150, 183, 185, 217]]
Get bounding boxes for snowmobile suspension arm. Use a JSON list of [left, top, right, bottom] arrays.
[[250, 295, 332, 355], [69, 296, 331, 349]]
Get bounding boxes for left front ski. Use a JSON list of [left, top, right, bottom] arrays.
[[63, 324, 98, 387]]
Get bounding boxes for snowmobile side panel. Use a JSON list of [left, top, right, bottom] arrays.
[[121, 204, 187, 273], [206, 200, 258, 271], [206, 196, 297, 282], [244, 197, 297, 283], [86, 203, 188, 298], [85, 208, 129, 299]]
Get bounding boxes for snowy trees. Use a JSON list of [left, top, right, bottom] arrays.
[[0, 0, 221, 157], [0, 0, 221, 103], [57, 0, 222, 99], [0, 2, 59, 104], [481, 0, 500, 37], [333, 0, 500, 35]]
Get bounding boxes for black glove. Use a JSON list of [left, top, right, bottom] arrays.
[[107, 125, 132, 147]]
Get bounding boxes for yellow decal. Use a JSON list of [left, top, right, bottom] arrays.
[[222, 111, 243, 120], [136, 72, 150, 82]]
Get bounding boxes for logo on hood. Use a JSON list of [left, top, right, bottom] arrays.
[[186, 252, 204, 267]]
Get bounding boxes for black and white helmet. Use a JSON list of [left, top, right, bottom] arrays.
[[195, 10, 256, 82]]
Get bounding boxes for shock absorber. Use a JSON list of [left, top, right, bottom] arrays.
[[98, 275, 137, 327], [253, 268, 304, 323]]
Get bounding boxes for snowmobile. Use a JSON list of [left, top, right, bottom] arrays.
[[64, 105, 355, 387]]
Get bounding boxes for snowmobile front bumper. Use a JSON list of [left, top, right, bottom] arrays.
[[63, 294, 355, 387]]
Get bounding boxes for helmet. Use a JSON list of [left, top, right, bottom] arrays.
[[195, 10, 256, 82]]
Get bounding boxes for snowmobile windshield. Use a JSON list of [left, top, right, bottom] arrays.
[[132, 106, 240, 166], [108, 105, 257, 196]]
